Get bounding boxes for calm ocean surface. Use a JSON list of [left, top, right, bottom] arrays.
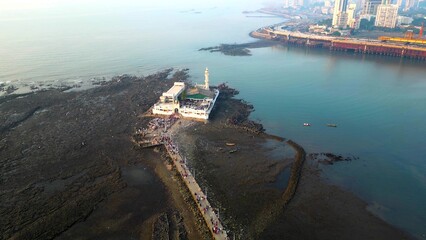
[[1, 1, 425, 238]]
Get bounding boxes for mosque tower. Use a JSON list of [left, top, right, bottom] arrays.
[[204, 67, 210, 90]]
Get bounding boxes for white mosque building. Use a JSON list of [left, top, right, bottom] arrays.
[[152, 68, 220, 120]]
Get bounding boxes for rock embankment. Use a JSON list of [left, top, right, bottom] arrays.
[[152, 210, 188, 240], [250, 139, 306, 237]]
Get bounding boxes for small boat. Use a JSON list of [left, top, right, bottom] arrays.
[[303, 123, 311, 127], [327, 124, 337, 127], [226, 142, 236, 146], [229, 148, 238, 153]]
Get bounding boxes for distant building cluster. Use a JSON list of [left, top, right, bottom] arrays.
[[284, 0, 305, 8], [306, 0, 422, 30], [284, 0, 423, 35]]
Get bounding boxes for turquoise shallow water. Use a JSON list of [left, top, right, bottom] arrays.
[[1, 1, 425, 238]]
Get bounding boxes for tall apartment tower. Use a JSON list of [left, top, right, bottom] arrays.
[[332, 0, 349, 28], [284, 0, 304, 8], [361, 0, 382, 15], [346, 3, 357, 28], [404, 0, 419, 11], [375, 4, 398, 28]]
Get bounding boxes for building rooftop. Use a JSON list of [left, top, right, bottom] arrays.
[[163, 82, 185, 98]]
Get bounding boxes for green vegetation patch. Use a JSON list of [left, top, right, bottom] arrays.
[[186, 94, 208, 99]]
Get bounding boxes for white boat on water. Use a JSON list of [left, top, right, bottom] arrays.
[[303, 123, 311, 126]]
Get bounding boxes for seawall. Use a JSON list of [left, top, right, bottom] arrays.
[[250, 138, 307, 237]]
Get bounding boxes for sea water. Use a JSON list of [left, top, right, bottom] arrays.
[[1, 1, 425, 238]]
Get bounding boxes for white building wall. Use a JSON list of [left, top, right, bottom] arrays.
[[153, 87, 220, 120], [179, 90, 220, 120], [397, 16, 414, 25], [375, 4, 398, 28], [362, 0, 381, 15]]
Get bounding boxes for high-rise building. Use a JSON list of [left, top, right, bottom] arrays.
[[284, 0, 304, 8], [375, 4, 398, 28], [333, 0, 349, 27], [404, 0, 419, 11], [284, 0, 292, 8], [362, 0, 382, 15], [336, 12, 349, 27], [347, 3, 357, 28], [396, 0, 404, 9]]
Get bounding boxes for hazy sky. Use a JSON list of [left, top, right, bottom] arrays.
[[0, 0, 279, 12], [0, 0, 283, 23]]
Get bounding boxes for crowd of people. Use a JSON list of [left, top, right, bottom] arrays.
[[134, 116, 179, 147], [148, 117, 178, 131], [137, 116, 227, 238], [161, 134, 179, 155], [180, 98, 211, 111]]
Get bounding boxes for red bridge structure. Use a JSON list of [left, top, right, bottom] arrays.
[[331, 39, 426, 59]]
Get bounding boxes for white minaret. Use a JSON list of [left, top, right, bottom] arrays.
[[204, 67, 210, 90]]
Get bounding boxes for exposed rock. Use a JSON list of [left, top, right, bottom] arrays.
[[308, 152, 359, 165]]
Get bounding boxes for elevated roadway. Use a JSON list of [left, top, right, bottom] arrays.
[[253, 28, 426, 60]]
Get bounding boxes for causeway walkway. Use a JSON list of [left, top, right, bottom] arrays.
[[143, 118, 228, 240]]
